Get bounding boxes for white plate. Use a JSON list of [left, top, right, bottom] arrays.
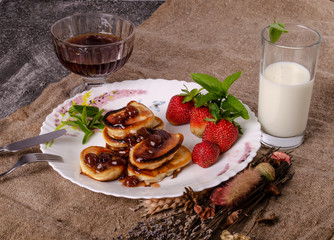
[[40, 79, 261, 199]]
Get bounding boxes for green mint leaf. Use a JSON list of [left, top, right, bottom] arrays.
[[221, 109, 232, 119], [89, 121, 103, 129], [61, 120, 81, 129], [92, 122, 105, 129], [82, 131, 94, 144], [226, 94, 249, 119], [88, 109, 104, 129], [190, 73, 224, 95], [208, 102, 220, 121], [194, 92, 219, 107], [269, 27, 282, 43], [68, 114, 82, 122], [71, 105, 100, 118], [81, 106, 88, 126], [68, 106, 80, 115], [73, 120, 91, 133], [269, 23, 288, 33], [269, 20, 288, 43], [62, 105, 105, 144], [220, 100, 231, 110], [62, 120, 89, 134], [221, 71, 242, 95]]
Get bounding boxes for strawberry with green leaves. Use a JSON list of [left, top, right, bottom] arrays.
[[166, 86, 201, 125], [190, 72, 249, 153]]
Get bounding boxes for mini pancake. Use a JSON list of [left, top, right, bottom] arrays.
[[103, 101, 155, 139], [103, 117, 164, 149], [80, 146, 125, 182], [127, 145, 192, 184], [129, 131, 184, 170]]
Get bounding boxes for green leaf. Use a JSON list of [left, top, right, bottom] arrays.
[[269, 20, 288, 43], [190, 73, 224, 95], [220, 100, 231, 110], [74, 120, 92, 133], [62, 105, 105, 144], [68, 114, 82, 122], [92, 122, 105, 129], [182, 94, 195, 103], [208, 102, 220, 121], [179, 85, 203, 103], [88, 109, 104, 129], [221, 71, 241, 95], [61, 120, 81, 129], [70, 105, 100, 118], [82, 131, 94, 144], [270, 22, 288, 33], [81, 106, 88, 125], [269, 27, 282, 43], [194, 92, 220, 107], [226, 94, 249, 119]]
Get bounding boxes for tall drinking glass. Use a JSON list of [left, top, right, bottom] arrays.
[[258, 23, 321, 149], [51, 13, 135, 96]]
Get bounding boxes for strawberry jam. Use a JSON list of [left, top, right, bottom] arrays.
[[84, 152, 126, 173]]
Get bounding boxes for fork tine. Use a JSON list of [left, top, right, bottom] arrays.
[[0, 153, 63, 178]]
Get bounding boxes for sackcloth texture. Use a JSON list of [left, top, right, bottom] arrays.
[[1, 0, 334, 239]]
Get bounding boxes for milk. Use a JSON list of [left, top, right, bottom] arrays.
[[258, 61, 314, 137]]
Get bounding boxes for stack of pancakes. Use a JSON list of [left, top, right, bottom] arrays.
[[80, 101, 192, 185]]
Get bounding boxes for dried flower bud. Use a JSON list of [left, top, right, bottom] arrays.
[[256, 213, 277, 224], [225, 210, 242, 226], [194, 204, 203, 214], [211, 169, 262, 207], [255, 162, 275, 181], [264, 183, 281, 196], [271, 151, 291, 164], [193, 204, 215, 220]]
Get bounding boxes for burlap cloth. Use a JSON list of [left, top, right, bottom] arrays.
[[1, 0, 334, 239]]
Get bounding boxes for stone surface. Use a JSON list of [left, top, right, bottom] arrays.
[[0, 0, 164, 119]]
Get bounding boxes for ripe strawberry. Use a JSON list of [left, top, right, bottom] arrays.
[[203, 119, 239, 153], [189, 106, 212, 138], [166, 86, 201, 125], [192, 140, 220, 168], [166, 95, 194, 125]]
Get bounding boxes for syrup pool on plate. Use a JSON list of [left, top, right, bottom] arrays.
[[258, 61, 314, 137]]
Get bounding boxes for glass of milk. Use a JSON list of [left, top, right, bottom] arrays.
[[258, 23, 321, 149]]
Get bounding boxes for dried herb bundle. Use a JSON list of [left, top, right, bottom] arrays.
[[120, 148, 294, 240]]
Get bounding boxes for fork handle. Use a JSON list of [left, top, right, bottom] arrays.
[[0, 166, 16, 178], [0, 146, 9, 153]]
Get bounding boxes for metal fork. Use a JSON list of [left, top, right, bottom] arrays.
[[0, 153, 62, 178]]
